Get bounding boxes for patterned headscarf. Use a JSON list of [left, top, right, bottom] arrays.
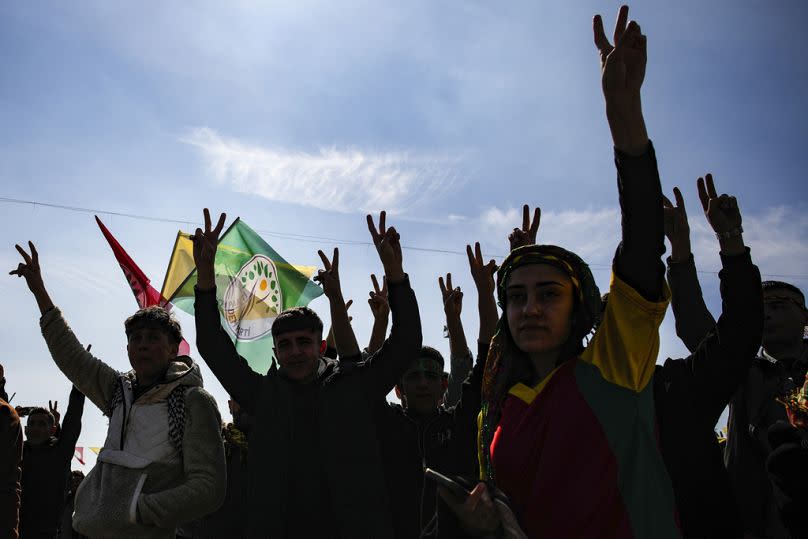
[[479, 244, 601, 482]]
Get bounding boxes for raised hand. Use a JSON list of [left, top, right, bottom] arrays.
[[344, 300, 353, 323], [315, 248, 343, 300], [697, 174, 744, 255], [439, 273, 463, 321], [367, 274, 389, 321], [594, 5, 646, 105], [593, 5, 649, 155], [49, 400, 60, 426], [466, 243, 497, 298], [662, 187, 691, 263], [467, 242, 499, 344], [366, 211, 405, 283], [509, 205, 541, 251], [11, 241, 55, 314], [191, 208, 227, 290], [10, 242, 45, 293], [325, 299, 353, 352]]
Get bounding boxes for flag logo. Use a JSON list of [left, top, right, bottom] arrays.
[[223, 254, 283, 341]]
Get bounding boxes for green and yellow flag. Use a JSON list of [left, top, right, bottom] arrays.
[[165, 219, 322, 374]]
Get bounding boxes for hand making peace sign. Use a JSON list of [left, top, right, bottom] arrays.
[[191, 208, 227, 290]]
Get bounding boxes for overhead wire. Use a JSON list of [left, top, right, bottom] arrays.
[[0, 195, 805, 280]]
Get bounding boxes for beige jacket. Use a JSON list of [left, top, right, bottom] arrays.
[[40, 307, 226, 539]]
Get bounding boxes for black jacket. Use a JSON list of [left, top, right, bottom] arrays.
[[658, 249, 762, 538], [19, 386, 85, 538], [668, 251, 805, 537], [766, 421, 808, 539], [195, 276, 422, 539], [377, 341, 485, 539]]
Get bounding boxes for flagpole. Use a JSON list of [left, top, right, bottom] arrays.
[[166, 216, 241, 303], [160, 231, 185, 301]]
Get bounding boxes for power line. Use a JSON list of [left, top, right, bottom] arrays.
[[0, 195, 806, 281]]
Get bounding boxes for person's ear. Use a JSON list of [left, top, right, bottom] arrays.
[[320, 340, 327, 355], [394, 385, 403, 400], [170, 341, 180, 358], [441, 377, 449, 392], [49, 425, 57, 435]]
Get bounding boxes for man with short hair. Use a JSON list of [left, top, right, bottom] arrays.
[[19, 388, 84, 539], [11, 243, 226, 539], [192, 209, 422, 538], [373, 342, 484, 539], [666, 210, 808, 537], [323, 250, 496, 538]]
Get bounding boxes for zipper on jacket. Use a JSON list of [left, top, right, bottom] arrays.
[[119, 378, 128, 450]]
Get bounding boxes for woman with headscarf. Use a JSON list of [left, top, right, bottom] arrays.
[[438, 6, 681, 538]]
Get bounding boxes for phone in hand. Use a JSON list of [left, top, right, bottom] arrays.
[[424, 468, 471, 501]]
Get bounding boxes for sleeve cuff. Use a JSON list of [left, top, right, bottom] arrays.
[[450, 348, 473, 364], [719, 247, 752, 269], [666, 253, 695, 269], [613, 140, 655, 163], [39, 305, 61, 328], [194, 285, 217, 297]]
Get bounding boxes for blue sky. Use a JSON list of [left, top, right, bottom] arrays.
[[1, 1, 807, 471]]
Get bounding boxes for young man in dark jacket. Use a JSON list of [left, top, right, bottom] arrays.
[[18, 385, 85, 539], [192, 209, 422, 538], [658, 177, 763, 538], [665, 178, 807, 538], [325, 245, 496, 539]]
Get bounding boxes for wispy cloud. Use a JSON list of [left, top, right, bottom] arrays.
[[690, 205, 808, 283], [479, 206, 620, 263], [478, 204, 808, 286], [183, 127, 461, 215]]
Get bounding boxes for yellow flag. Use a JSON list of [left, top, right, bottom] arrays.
[[161, 232, 196, 301], [160, 230, 317, 305]]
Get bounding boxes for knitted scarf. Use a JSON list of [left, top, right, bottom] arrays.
[[107, 374, 191, 454]]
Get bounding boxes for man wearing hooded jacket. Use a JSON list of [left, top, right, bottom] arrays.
[[11, 242, 226, 539]]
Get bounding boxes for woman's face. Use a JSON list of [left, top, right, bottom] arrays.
[[505, 263, 575, 356]]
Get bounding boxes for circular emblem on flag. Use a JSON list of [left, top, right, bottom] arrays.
[[222, 255, 283, 341]]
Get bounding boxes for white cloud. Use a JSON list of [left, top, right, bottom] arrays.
[[183, 127, 461, 215], [480, 206, 620, 264], [690, 205, 808, 283], [477, 204, 808, 286]]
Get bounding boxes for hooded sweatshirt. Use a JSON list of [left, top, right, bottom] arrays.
[[39, 307, 226, 539]]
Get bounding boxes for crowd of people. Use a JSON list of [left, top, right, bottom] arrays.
[[2, 5, 807, 539]]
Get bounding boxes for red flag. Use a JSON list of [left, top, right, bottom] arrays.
[[95, 216, 191, 356], [74, 446, 85, 465]]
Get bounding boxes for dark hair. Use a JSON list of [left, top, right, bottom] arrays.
[[71, 470, 85, 480], [27, 407, 55, 426], [418, 346, 445, 369], [762, 281, 805, 306], [497, 292, 589, 395], [124, 306, 183, 344], [271, 307, 324, 338]]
